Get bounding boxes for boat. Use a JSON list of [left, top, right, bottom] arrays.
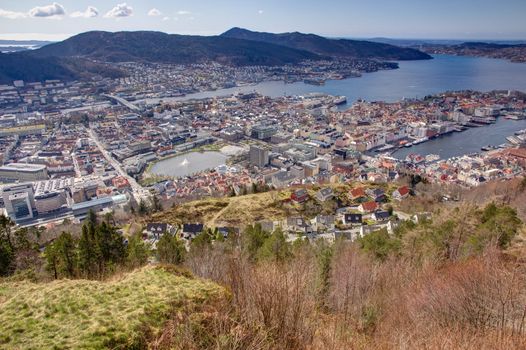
[[333, 96, 347, 105], [481, 145, 496, 151]]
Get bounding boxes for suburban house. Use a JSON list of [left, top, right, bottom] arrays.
[[182, 223, 204, 239], [343, 213, 363, 225], [291, 189, 309, 203], [392, 186, 410, 201], [372, 210, 390, 222], [286, 217, 314, 234], [350, 187, 367, 202], [359, 201, 379, 213], [316, 187, 334, 202], [314, 214, 335, 232], [367, 188, 386, 202]]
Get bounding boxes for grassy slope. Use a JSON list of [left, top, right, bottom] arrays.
[[0, 266, 225, 349], [151, 182, 390, 227]]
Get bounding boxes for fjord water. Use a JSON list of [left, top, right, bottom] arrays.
[[161, 54, 526, 160], [174, 55, 526, 102]]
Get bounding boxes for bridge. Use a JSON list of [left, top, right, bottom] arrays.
[[102, 94, 140, 112]]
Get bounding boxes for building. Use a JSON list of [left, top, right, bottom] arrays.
[[34, 191, 67, 215], [1, 183, 36, 221], [0, 163, 48, 182], [249, 145, 269, 168], [251, 124, 277, 141]]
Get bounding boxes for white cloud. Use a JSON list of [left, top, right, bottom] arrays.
[[177, 10, 191, 15], [71, 6, 98, 18], [148, 8, 161, 16], [0, 9, 27, 19], [29, 2, 65, 18], [162, 16, 170, 21], [104, 3, 133, 18], [258, 10, 264, 14]]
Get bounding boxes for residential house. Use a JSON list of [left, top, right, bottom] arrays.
[[316, 187, 334, 202], [343, 213, 363, 225], [372, 210, 390, 222], [314, 214, 335, 232], [291, 189, 309, 203], [359, 201, 379, 213], [182, 223, 204, 239], [367, 188, 386, 202], [286, 217, 313, 234], [350, 187, 367, 202], [392, 186, 410, 201]]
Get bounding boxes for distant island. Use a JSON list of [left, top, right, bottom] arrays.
[[421, 42, 526, 63], [0, 28, 431, 84]]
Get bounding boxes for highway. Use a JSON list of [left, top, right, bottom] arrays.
[[88, 128, 151, 203]]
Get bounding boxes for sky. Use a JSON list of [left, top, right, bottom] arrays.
[[0, 0, 525, 41]]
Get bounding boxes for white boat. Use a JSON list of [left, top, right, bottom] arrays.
[[333, 96, 347, 105]]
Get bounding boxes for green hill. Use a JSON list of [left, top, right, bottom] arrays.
[[0, 266, 226, 349], [221, 27, 433, 60]]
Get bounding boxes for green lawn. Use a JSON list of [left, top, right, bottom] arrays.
[[0, 266, 225, 349]]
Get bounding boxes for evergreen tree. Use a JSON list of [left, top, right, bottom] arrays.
[[257, 228, 291, 263], [152, 195, 163, 212], [54, 232, 77, 278], [126, 234, 150, 269], [157, 233, 186, 264], [78, 224, 95, 277], [243, 223, 269, 261]]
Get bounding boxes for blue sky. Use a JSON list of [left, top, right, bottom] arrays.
[[0, 0, 525, 41]]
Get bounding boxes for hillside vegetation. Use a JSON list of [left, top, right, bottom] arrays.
[[0, 266, 225, 349]]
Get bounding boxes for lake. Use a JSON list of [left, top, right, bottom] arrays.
[[149, 151, 227, 178]]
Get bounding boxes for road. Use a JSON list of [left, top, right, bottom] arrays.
[[88, 128, 151, 203], [102, 94, 141, 112]]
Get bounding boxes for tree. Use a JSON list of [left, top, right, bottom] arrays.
[[53, 232, 77, 278], [358, 228, 401, 261], [157, 233, 186, 264], [0, 237, 14, 277], [257, 228, 291, 263], [191, 229, 213, 251], [78, 224, 95, 277], [126, 234, 150, 269], [45, 242, 59, 279], [138, 199, 149, 216], [243, 223, 269, 261], [152, 195, 163, 212]]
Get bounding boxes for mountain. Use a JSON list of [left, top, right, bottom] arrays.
[[29, 31, 323, 66], [0, 52, 78, 83], [221, 27, 432, 60]]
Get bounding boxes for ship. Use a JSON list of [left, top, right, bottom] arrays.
[[333, 96, 347, 105], [481, 145, 496, 151]]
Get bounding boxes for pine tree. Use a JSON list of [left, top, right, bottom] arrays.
[[78, 224, 94, 277], [126, 234, 150, 269], [157, 233, 186, 264]]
